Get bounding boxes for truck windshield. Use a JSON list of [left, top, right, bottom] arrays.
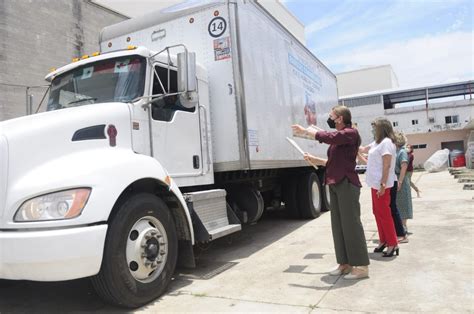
[[47, 56, 146, 111]]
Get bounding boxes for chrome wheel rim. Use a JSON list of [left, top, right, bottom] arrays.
[[311, 180, 321, 209], [325, 184, 331, 207], [126, 216, 168, 283]]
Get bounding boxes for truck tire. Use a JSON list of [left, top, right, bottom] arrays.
[[322, 183, 331, 212], [283, 175, 300, 218], [298, 172, 322, 219], [91, 193, 178, 308]]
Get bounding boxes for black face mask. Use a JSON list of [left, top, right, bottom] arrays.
[[327, 117, 336, 129]]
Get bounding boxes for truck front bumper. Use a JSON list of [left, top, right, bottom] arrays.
[[0, 224, 107, 281]]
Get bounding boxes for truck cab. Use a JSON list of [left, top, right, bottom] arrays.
[[46, 46, 214, 186], [0, 45, 241, 307]]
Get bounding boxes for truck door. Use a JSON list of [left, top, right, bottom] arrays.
[[149, 65, 203, 178]]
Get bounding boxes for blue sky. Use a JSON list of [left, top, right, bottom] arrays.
[[281, 0, 473, 87]]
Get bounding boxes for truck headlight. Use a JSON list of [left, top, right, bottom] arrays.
[[14, 188, 91, 222]]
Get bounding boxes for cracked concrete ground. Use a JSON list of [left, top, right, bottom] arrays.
[[0, 170, 473, 313]]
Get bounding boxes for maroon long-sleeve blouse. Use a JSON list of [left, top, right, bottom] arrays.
[[315, 127, 362, 187]]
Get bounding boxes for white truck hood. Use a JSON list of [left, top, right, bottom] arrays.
[[0, 102, 132, 222]]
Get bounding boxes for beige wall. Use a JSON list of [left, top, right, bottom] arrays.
[[406, 129, 471, 168]]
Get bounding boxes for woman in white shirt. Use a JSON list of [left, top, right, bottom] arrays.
[[360, 118, 399, 257]]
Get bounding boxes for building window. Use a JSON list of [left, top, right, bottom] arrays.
[[393, 121, 398, 127], [412, 119, 418, 125], [428, 117, 435, 123], [445, 115, 459, 124], [412, 144, 427, 149]]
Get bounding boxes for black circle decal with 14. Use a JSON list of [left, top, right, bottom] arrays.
[[208, 17, 227, 38]]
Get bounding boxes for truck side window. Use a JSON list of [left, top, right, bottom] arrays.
[[151, 66, 195, 122]]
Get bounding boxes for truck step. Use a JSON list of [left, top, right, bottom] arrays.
[[208, 224, 242, 240], [185, 189, 241, 242]]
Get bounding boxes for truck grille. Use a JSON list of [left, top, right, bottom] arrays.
[[0, 135, 8, 219]]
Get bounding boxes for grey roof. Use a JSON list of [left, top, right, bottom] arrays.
[[339, 80, 474, 108], [340, 80, 474, 100]]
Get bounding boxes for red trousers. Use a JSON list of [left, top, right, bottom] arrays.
[[371, 188, 398, 246]]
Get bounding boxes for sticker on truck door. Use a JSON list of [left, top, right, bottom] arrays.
[[81, 66, 94, 79], [208, 17, 226, 38]]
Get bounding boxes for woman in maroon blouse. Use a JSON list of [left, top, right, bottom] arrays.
[[292, 105, 369, 280]]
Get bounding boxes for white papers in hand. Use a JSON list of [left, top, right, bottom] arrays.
[[286, 137, 305, 156], [286, 137, 318, 169]]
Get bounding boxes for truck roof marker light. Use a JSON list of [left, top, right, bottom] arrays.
[[92, 51, 100, 57], [127, 45, 137, 50], [72, 57, 80, 62], [81, 54, 89, 60], [214, 10, 219, 16], [189, 17, 194, 23], [49, 67, 56, 73]]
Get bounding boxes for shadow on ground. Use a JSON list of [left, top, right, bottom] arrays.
[[0, 209, 320, 312]]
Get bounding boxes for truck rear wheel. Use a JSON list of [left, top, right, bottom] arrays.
[[322, 183, 331, 212], [283, 175, 300, 218], [91, 193, 178, 308], [298, 172, 322, 219]]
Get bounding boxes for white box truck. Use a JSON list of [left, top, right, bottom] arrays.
[[0, 0, 338, 308]]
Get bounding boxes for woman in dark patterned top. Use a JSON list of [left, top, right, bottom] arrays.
[[291, 105, 369, 280], [406, 144, 421, 198]]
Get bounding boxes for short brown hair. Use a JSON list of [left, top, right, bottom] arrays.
[[372, 117, 395, 144], [332, 105, 361, 147], [332, 105, 352, 125]]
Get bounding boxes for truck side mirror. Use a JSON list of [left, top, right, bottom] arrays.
[[177, 52, 198, 108]]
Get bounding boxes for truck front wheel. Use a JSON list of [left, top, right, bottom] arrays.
[[91, 193, 178, 308]]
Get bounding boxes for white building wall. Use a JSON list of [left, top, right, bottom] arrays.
[[351, 103, 385, 145], [255, 0, 305, 44], [349, 99, 473, 146], [386, 100, 473, 134], [337, 65, 399, 97]]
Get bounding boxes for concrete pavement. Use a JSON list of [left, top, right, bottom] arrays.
[[0, 170, 473, 312]]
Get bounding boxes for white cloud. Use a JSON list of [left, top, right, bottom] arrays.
[[325, 31, 474, 87], [446, 10, 467, 32], [306, 0, 468, 53], [304, 1, 358, 37], [305, 9, 350, 36]]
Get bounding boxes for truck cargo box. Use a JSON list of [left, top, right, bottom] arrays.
[[100, 0, 337, 172]]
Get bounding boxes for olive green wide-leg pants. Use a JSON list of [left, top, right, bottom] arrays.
[[329, 178, 370, 266]]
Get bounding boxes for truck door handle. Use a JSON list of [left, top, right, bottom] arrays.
[[193, 155, 200, 169]]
